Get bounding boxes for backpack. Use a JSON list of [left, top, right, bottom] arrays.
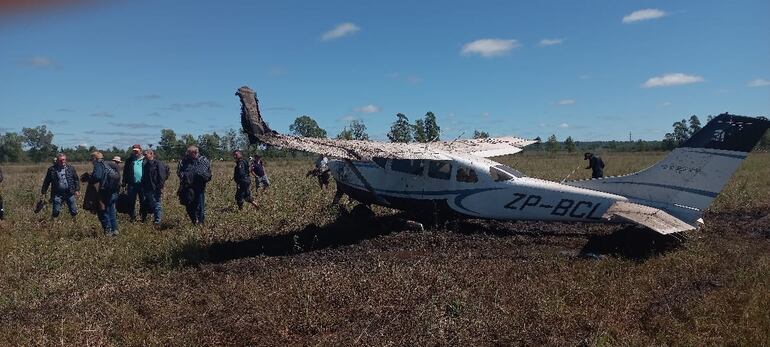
[[102, 162, 120, 190]]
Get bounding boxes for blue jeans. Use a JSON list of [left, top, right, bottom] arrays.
[[52, 192, 77, 218], [184, 190, 205, 224], [126, 183, 144, 220], [97, 192, 118, 233], [142, 189, 162, 224]]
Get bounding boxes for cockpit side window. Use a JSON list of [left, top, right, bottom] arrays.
[[428, 161, 452, 180], [373, 157, 388, 169], [493, 164, 525, 178], [391, 159, 425, 175], [456, 166, 478, 183], [490, 166, 514, 182]]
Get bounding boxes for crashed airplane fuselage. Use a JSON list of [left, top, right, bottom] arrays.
[[237, 86, 770, 235]]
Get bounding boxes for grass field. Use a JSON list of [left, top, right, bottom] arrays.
[[0, 152, 769, 346]]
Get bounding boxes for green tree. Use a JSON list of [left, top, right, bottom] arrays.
[[688, 115, 702, 135], [197, 132, 222, 158], [387, 113, 413, 143], [22, 125, 58, 162], [336, 127, 353, 140], [337, 120, 369, 140], [158, 129, 184, 159], [0, 132, 25, 162], [671, 119, 690, 145], [472, 130, 490, 139], [423, 111, 441, 141], [413, 119, 427, 143], [545, 134, 559, 153], [290, 115, 327, 138], [564, 136, 576, 153]]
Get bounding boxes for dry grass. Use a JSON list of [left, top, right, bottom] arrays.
[[0, 152, 768, 346]]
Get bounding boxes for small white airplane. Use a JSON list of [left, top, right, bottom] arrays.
[[236, 86, 769, 235]]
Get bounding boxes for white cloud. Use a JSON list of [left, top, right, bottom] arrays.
[[321, 23, 360, 41], [557, 99, 576, 105], [623, 9, 667, 23], [748, 79, 770, 87], [354, 104, 380, 113], [642, 73, 704, 88], [559, 123, 569, 128], [660, 101, 672, 106], [538, 38, 564, 47], [22, 56, 56, 68], [461, 39, 520, 57]]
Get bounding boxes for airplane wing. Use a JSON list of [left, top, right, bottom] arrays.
[[427, 137, 538, 158], [248, 133, 451, 161], [237, 86, 534, 161], [603, 201, 696, 234]]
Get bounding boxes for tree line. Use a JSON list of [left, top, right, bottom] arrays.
[[1, 113, 767, 163]]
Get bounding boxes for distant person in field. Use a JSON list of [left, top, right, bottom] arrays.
[[177, 145, 212, 225], [232, 150, 258, 210], [141, 149, 170, 226], [584, 152, 605, 179], [0, 164, 5, 220], [306, 154, 330, 190], [251, 154, 270, 193], [122, 144, 146, 222], [112, 156, 122, 166], [86, 151, 121, 236], [41, 153, 80, 219]]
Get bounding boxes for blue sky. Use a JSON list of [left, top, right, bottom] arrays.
[[1, 0, 768, 148]]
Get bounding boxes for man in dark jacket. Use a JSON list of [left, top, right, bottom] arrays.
[[88, 151, 120, 236], [140, 149, 169, 225], [122, 144, 145, 222], [232, 150, 258, 210], [41, 153, 80, 219], [0, 165, 5, 220], [584, 152, 605, 179], [177, 145, 211, 225]]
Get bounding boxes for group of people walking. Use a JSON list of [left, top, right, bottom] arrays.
[[6, 144, 275, 236]]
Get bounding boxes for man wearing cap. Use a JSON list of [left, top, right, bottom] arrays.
[[122, 144, 146, 222]]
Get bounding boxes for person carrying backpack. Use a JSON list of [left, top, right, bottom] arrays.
[[140, 149, 170, 226], [88, 151, 121, 236]]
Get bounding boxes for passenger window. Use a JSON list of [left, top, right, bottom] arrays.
[[373, 157, 388, 169], [391, 159, 425, 175], [456, 167, 478, 183], [428, 161, 452, 180], [490, 166, 514, 182]]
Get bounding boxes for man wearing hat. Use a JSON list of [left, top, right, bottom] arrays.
[[122, 144, 146, 222], [112, 156, 122, 165]]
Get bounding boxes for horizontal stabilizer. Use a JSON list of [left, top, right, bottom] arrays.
[[603, 201, 696, 235]]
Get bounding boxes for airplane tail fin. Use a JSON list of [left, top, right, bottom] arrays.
[[567, 113, 769, 226]]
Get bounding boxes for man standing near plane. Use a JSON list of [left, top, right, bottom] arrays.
[[41, 153, 80, 219], [177, 146, 211, 225], [140, 149, 170, 226], [584, 152, 605, 179], [232, 150, 258, 210], [122, 144, 145, 222]]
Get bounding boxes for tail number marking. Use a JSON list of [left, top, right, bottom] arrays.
[[504, 194, 603, 220]]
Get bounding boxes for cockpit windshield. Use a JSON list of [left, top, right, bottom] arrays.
[[490, 165, 525, 181]]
